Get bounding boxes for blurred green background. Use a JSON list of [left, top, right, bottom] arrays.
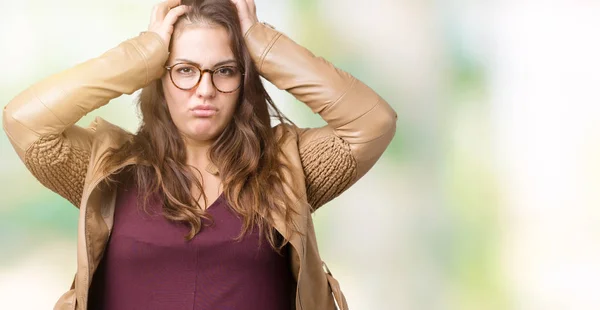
[[2, 0, 600, 309]]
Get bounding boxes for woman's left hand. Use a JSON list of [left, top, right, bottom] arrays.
[[230, 0, 259, 35]]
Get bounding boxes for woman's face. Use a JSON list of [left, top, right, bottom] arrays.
[[162, 24, 240, 146]]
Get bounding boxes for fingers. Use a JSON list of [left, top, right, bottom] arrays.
[[151, 0, 181, 22], [163, 5, 190, 26], [230, 0, 259, 34], [230, 0, 249, 17], [160, 0, 182, 11], [246, 0, 256, 16], [147, 0, 189, 49]]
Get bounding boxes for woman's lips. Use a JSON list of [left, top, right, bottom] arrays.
[[190, 105, 217, 117], [191, 109, 216, 117]]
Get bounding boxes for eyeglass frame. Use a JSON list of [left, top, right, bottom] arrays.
[[164, 62, 245, 93]]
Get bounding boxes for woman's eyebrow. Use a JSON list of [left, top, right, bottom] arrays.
[[173, 58, 238, 68]]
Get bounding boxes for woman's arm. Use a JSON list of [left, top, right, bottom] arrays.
[[2, 0, 188, 207], [2, 32, 168, 207], [244, 22, 397, 210]]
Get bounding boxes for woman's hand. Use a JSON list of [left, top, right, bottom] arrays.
[[148, 0, 190, 48], [230, 0, 259, 35]]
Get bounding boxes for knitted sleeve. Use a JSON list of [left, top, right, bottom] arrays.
[[299, 129, 358, 211], [3, 31, 168, 209], [245, 23, 396, 212], [23, 133, 90, 208]]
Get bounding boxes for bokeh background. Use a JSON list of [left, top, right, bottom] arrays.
[[2, 0, 600, 309]]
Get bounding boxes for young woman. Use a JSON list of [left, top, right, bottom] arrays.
[[3, 0, 397, 309]]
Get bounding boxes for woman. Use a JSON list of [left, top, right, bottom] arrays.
[[3, 0, 397, 309]]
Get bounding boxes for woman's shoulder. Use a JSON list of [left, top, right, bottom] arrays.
[[88, 117, 135, 151], [272, 123, 299, 140]]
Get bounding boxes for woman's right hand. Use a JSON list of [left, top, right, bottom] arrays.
[[148, 0, 190, 48]]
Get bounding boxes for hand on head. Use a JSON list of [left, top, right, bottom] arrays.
[[147, 0, 191, 48], [229, 0, 259, 35], [147, 0, 259, 48]]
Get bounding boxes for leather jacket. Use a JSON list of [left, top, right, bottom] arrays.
[[3, 22, 397, 310]]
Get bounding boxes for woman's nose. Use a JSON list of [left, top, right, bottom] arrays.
[[194, 71, 216, 98]]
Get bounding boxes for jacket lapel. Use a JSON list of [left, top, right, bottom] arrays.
[[78, 160, 308, 306]]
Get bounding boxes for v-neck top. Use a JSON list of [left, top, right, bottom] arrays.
[[87, 178, 295, 310]]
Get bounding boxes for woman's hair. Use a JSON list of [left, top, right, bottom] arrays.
[[99, 0, 300, 250]]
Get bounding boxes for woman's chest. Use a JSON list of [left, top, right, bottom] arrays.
[[109, 183, 284, 265], [87, 183, 295, 310]]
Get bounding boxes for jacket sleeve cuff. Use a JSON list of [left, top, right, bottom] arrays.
[[243, 22, 283, 72], [128, 31, 170, 84]]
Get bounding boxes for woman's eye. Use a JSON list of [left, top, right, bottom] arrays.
[[176, 66, 197, 75], [216, 67, 236, 76]]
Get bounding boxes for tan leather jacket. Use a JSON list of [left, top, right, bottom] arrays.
[[3, 22, 397, 310]]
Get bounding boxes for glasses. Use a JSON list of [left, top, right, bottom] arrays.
[[165, 63, 244, 93]]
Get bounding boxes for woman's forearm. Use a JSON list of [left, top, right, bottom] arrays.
[[2, 31, 168, 154], [244, 22, 397, 178]]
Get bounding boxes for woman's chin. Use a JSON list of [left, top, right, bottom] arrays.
[[185, 126, 221, 144], [177, 118, 227, 144]]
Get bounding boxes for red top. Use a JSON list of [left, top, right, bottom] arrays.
[[87, 178, 294, 310]]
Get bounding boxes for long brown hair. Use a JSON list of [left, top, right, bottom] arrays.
[[100, 0, 300, 250]]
